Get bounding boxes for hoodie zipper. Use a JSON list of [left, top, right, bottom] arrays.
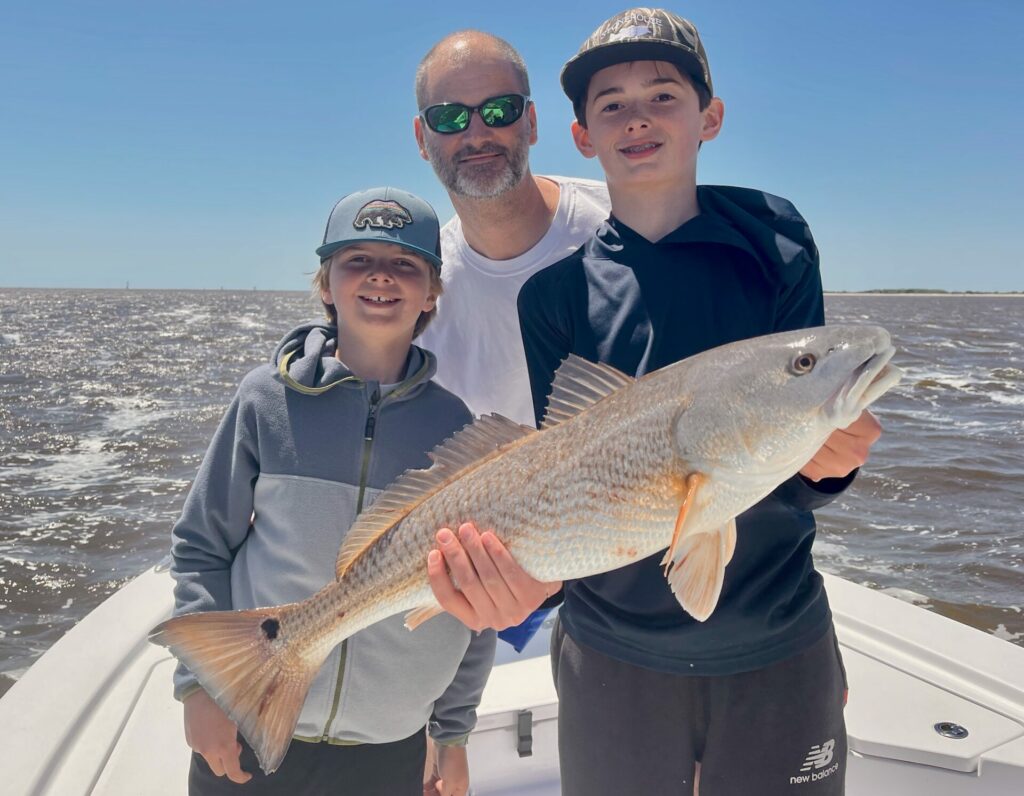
[[356, 386, 381, 514], [321, 385, 381, 741]]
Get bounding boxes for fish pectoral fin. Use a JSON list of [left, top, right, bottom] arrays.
[[148, 604, 326, 775], [404, 605, 445, 630], [657, 474, 731, 620], [660, 473, 705, 574], [723, 517, 737, 565], [665, 524, 729, 622]]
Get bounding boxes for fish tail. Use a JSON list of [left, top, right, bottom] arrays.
[[150, 603, 326, 774]]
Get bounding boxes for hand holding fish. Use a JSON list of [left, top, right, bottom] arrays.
[[183, 689, 251, 784], [428, 522, 561, 632], [799, 409, 882, 482]]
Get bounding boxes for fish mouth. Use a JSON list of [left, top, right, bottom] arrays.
[[828, 345, 903, 420]]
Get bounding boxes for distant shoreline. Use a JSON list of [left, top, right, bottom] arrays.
[[826, 291, 1024, 298]]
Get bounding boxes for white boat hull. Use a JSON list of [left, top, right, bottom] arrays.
[[1, 563, 1022, 794]]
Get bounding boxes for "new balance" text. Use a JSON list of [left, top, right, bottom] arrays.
[[790, 761, 840, 784]]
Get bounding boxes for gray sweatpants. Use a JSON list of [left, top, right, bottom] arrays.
[[552, 617, 848, 795]]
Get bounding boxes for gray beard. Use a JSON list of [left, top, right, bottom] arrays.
[[424, 137, 530, 199]]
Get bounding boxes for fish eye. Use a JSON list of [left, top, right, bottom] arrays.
[[790, 352, 817, 375]]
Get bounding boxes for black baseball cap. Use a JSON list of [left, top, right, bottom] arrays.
[[316, 186, 442, 271], [561, 8, 713, 107]]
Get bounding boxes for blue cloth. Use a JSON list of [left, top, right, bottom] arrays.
[[497, 607, 553, 652]]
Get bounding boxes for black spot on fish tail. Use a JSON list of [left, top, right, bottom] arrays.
[[261, 618, 280, 640]]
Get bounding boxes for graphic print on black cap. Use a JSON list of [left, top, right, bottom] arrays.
[[560, 7, 714, 104], [603, 10, 665, 42]]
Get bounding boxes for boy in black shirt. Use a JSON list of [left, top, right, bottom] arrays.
[[430, 8, 883, 795], [520, 9, 878, 796]]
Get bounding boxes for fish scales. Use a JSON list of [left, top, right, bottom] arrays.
[[331, 380, 683, 599], [414, 395, 679, 581]]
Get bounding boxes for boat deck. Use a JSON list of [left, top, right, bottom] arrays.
[[2, 565, 1023, 794]]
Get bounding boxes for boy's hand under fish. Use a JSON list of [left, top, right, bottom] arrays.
[[427, 524, 561, 633], [428, 409, 881, 632]]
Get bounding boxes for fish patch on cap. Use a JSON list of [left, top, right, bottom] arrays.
[[353, 200, 414, 230]]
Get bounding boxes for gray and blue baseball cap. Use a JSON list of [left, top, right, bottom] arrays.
[[316, 186, 442, 270]]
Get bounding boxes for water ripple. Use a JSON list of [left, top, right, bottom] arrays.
[[0, 289, 1022, 695]]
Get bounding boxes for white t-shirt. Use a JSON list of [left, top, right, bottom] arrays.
[[417, 176, 609, 427]]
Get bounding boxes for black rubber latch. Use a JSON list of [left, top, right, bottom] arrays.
[[516, 710, 533, 757]]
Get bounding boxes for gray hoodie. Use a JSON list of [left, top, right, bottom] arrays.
[[169, 321, 494, 745]]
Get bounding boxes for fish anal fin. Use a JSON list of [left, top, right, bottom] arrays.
[[404, 605, 445, 630], [660, 473, 705, 573], [541, 355, 635, 429], [665, 526, 729, 622], [336, 414, 535, 579]]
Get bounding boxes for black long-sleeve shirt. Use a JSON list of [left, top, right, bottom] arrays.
[[517, 185, 852, 675]]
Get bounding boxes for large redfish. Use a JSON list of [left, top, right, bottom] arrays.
[[150, 324, 902, 773]]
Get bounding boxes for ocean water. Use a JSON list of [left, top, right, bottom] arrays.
[[0, 289, 1022, 696]]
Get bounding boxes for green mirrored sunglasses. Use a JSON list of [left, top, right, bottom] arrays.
[[420, 94, 530, 134]]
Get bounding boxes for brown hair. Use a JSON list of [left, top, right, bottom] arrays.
[[312, 250, 444, 339], [573, 61, 711, 128]]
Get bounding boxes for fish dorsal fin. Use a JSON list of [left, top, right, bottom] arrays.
[[541, 354, 635, 430], [335, 414, 535, 578]]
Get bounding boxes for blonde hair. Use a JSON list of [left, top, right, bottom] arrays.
[[312, 250, 444, 339]]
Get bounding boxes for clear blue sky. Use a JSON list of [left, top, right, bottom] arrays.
[[1, 1, 1021, 292]]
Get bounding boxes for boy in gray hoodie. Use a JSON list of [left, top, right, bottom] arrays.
[[169, 187, 494, 795]]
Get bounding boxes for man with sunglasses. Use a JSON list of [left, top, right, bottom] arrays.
[[413, 31, 608, 645]]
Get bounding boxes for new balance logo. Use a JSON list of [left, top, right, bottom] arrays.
[[789, 739, 839, 785], [800, 739, 835, 771]]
